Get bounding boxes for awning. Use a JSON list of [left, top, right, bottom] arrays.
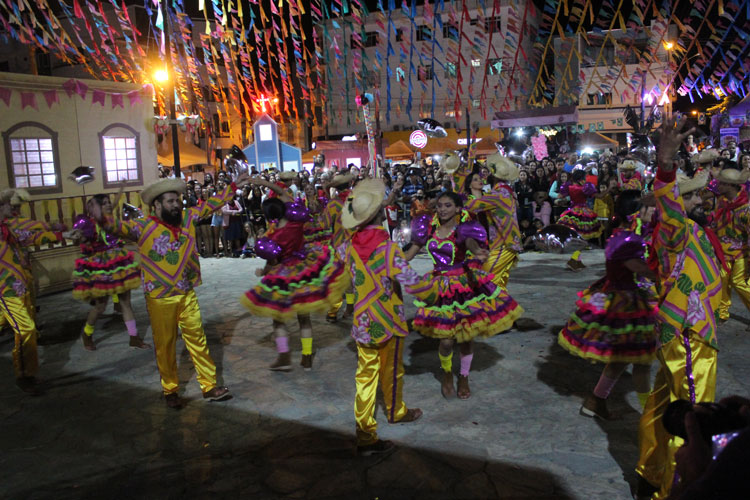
[[576, 132, 619, 149], [302, 149, 317, 162], [491, 105, 578, 128], [384, 140, 414, 158], [156, 132, 212, 167]]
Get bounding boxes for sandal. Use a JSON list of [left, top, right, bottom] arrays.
[[393, 408, 423, 423], [457, 375, 471, 400]]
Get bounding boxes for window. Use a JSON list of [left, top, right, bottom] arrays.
[[395, 28, 404, 42], [484, 16, 502, 33], [471, 59, 481, 67], [3, 122, 61, 193], [99, 124, 143, 187], [445, 62, 457, 78], [472, 99, 480, 108], [488, 58, 502, 75], [418, 65, 433, 81], [416, 25, 433, 42], [443, 23, 459, 41], [363, 32, 378, 47], [586, 93, 612, 105], [445, 110, 456, 118], [259, 124, 273, 141]]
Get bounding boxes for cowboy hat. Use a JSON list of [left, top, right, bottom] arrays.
[[694, 149, 719, 165], [486, 153, 519, 182], [331, 173, 354, 188], [141, 178, 187, 207], [341, 178, 386, 230], [715, 168, 750, 185], [439, 151, 461, 174], [619, 159, 637, 170], [677, 171, 709, 195], [0, 188, 30, 205], [279, 170, 298, 181]]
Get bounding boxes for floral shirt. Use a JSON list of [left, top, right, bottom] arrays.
[[653, 170, 721, 349], [105, 183, 235, 298], [710, 191, 750, 260], [323, 193, 352, 248], [0, 218, 62, 297], [341, 227, 429, 347], [465, 182, 522, 253]]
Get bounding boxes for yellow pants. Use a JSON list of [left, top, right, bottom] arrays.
[[145, 290, 217, 395], [636, 330, 717, 499], [0, 293, 38, 378], [355, 336, 408, 446], [718, 259, 750, 320], [484, 247, 518, 290]]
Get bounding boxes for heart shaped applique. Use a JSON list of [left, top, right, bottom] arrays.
[[427, 238, 456, 268]]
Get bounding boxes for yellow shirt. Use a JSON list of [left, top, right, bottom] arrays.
[[0, 217, 62, 297]]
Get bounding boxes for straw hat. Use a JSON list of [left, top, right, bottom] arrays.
[[677, 171, 709, 195], [140, 178, 187, 207], [715, 168, 750, 185], [695, 149, 719, 165], [439, 151, 461, 173], [341, 178, 386, 230], [331, 173, 354, 188], [0, 188, 30, 205], [486, 153, 519, 182], [619, 159, 637, 170], [279, 170, 298, 181]]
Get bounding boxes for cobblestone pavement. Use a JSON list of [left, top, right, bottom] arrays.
[[2, 251, 749, 499]]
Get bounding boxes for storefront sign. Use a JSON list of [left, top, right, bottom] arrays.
[[409, 130, 428, 149]]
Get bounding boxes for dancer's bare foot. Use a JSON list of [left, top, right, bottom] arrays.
[[457, 374, 471, 400], [441, 371, 455, 399], [129, 336, 151, 349]]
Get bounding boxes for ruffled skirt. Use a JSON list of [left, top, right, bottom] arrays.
[[558, 280, 658, 364], [412, 261, 524, 343], [241, 243, 348, 322], [558, 206, 603, 239], [72, 248, 141, 301]]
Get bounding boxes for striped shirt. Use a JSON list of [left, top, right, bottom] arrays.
[[323, 194, 351, 248], [653, 173, 721, 349], [465, 183, 522, 253], [710, 191, 750, 260], [0, 218, 62, 297], [105, 184, 234, 298]]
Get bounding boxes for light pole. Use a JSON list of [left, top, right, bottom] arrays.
[[156, 1, 180, 178]]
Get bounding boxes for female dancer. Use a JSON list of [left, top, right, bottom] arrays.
[[241, 178, 347, 371], [406, 191, 523, 399], [558, 168, 603, 270], [72, 194, 149, 350], [558, 191, 658, 419]]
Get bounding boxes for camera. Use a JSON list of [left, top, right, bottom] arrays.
[[663, 399, 747, 444]]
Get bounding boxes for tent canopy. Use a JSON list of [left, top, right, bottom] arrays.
[[302, 149, 317, 162], [156, 134, 211, 167], [384, 140, 414, 158]]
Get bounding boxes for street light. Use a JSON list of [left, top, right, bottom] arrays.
[[153, 68, 169, 83], [691, 110, 698, 116], [663, 41, 674, 50]]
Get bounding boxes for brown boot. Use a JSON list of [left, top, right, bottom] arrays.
[[300, 354, 313, 371], [580, 394, 610, 419], [457, 374, 471, 400], [129, 336, 151, 349], [441, 371, 455, 399], [270, 351, 292, 371], [342, 303, 354, 319], [82, 333, 96, 351]]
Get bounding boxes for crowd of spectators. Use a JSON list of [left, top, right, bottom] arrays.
[[156, 137, 750, 257]]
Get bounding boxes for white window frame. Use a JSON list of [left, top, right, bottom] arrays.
[[3, 121, 62, 194], [99, 123, 143, 188]]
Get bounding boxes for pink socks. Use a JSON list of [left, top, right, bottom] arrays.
[[125, 320, 137, 337], [275, 336, 290, 353], [593, 374, 620, 399], [459, 353, 473, 377]]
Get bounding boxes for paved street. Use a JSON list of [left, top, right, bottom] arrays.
[[2, 250, 749, 499]]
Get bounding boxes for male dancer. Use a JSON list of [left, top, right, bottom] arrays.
[[322, 173, 355, 322], [635, 116, 723, 499], [0, 188, 68, 394], [340, 178, 425, 455], [104, 174, 250, 409], [709, 167, 750, 326]]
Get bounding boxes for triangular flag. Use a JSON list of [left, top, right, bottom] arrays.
[[20, 92, 37, 110], [92, 89, 106, 106], [0, 87, 11, 106], [111, 93, 124, 108], [43, 90, 58, 108]]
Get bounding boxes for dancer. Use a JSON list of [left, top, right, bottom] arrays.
[[321, 173, 355, 322], [340, 178, 425, 455], [0, 188, 68, 394], [635, 116, 723, 500], [464, 154, 523, 291], [241, 177, 347, 371], [558, 169, 602, 271], [558, 190, 658, 419], [709, 166, 750, 325], [71, 194, 148, 351], [103, 176, 250, 409], [406, 192, 523, 399]]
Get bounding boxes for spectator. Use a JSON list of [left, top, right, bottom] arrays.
[[240, 224, 261, 258], [410, 189, 431, 219], [392, 219, 411, 249], [549, 171, 570, 221], [532, 165, 551, 193], [222, 193, 244, 257], [531, 191, 552, 226], [515, 170, 535, 222]]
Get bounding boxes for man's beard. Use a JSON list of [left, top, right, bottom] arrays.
[[161, 208, 182, 226], [687, 206, 708, 227]]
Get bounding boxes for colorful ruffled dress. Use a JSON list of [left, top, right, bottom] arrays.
[[558, 182, 603, 239], [558, 231, 658, 364], [72, 218, 141, 301], [241, 201, 348, 322], [410, 214, 523, 342], [303, 195, 331, 246]]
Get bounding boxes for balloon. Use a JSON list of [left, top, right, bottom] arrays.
[[121, 203, 143, 221], [224, 145, 249, 180], [72, 214, 96, 240], [532, 224, 588, 254], [69, 166, 95, 185], [417, 118, 447, 138], [629, 134, 656, 165]]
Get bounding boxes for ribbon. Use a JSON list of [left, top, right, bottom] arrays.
[[681, 330, 697, 404]]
